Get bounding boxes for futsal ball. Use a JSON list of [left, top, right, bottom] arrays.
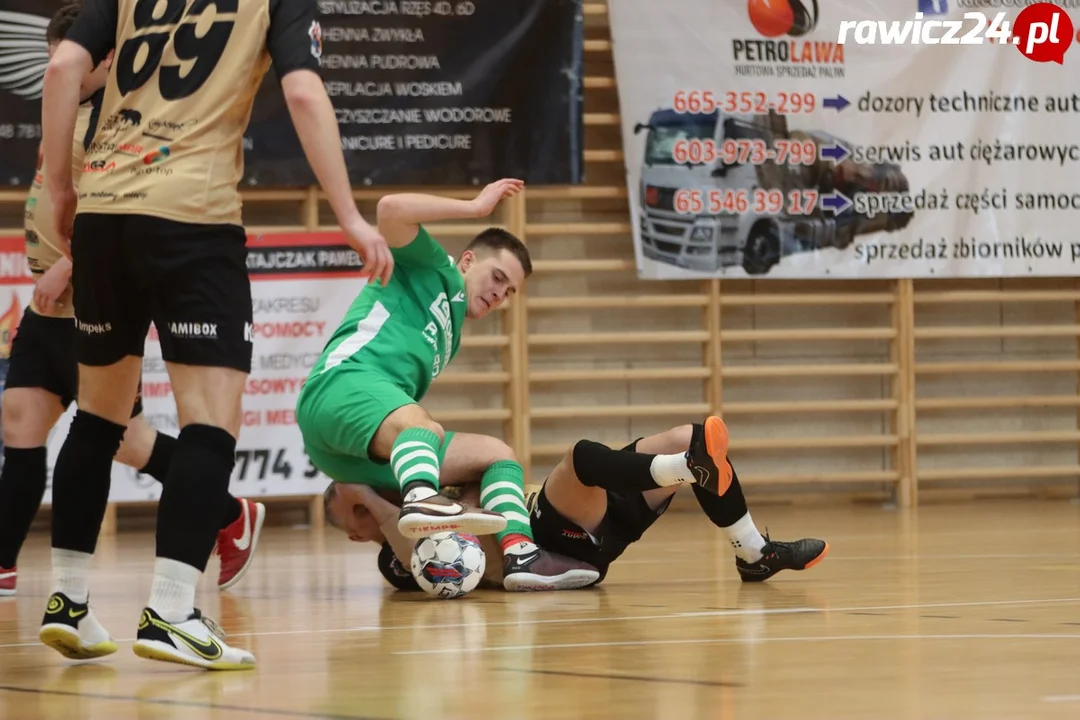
[[410, 532, 486, 599]]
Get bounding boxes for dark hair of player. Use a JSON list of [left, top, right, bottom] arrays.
[[323, 482, 341, 529], [465, 228, 532, 277], [46, 2, 83, 46]]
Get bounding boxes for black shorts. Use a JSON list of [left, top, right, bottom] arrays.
[[529, 439, 670, 584], [6, 307, 143, 416], [71, 213, 253, 372]]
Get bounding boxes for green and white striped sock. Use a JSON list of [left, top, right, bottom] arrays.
[[392, 428, 441, 503], [479, 460, 537, 554]]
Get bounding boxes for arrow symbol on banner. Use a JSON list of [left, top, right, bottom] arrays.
[[819, 191, 853, 214], [822, 95, 850, 111], [818, 142, 850, 165]]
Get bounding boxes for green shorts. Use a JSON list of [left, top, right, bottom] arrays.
[[296, 368, 452, 491]]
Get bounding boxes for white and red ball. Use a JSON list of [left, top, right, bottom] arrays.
[[410, 532, 486, 599]]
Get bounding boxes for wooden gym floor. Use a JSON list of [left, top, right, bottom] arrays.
[[0, 500, 1078, 720]]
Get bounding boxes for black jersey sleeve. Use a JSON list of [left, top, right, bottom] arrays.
[[65, 0, 118, 67], [267, 0, 322, 79], [83, 89, 106, 151]]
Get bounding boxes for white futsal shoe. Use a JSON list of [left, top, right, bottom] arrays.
[[133, 607, 255, 670], [39, 592, 118, 660]]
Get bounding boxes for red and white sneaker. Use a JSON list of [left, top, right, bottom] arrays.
[[0, 566, 15, 596], [215, 499, 265, 591]]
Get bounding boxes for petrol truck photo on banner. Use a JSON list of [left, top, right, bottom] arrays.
[[608, 0, 1080, 280]]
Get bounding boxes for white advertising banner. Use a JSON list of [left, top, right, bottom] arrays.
[[608, 0, 1080, 279], [0, 232, 363, 503]]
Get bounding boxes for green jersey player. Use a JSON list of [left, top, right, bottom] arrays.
[[297, 180, 600, 591]]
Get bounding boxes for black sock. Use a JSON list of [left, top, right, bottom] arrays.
[[220, 494, 243, 528], [572, 439, 665, 492], [692, 461, 749, 528], [51, 411, 126, 554], [0, 446, 48, 568], [140, 432, 176, 482], [141, 431, 243, 530], [155, 424, 235, 571]]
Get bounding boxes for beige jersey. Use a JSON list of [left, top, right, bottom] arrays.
[[66, 0, 322, 227], [23, 103, 94, 318]]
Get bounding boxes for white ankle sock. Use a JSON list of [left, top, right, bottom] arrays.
[[649, 454, 695, 486], [148, 558, 201, 623], [502, 539, 539, 556], [726, 513, 767, 563], [52, 548, 92, 603]]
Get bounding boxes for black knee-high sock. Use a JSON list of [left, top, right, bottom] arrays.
[[692, 461, 749, 528], [52, 411, 126, 554], [572, 439, 680, 492], [141, 432, 243, 530], [139, 432, 175, 483], [155, 424, 235, 571], [0, 446, 48, 568]]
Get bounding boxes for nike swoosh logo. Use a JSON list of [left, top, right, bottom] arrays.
[[172, 628, 224, 660], [691, 465, 710, 487], [232, 501, 252, 552], [514, 552, 540, 566], [741, 564, 772, 575], [143, 610, 224, 661], [68, 608, 87, 619], [155, 619, 223, 660]]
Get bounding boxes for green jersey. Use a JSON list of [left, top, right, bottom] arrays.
[[310, 226, 467, 401]]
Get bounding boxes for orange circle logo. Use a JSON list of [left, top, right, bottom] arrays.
[[748, 0, 819, 38]]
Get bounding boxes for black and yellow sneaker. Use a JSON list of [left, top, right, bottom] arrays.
[[736, 536, 829, 582], [132, 607, 255, 670], [39, 592, 117, 660]]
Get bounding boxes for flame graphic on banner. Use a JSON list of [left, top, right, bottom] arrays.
[[0, 294, 22, 359]]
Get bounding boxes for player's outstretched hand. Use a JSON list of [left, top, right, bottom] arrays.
[[470, 178, 524, 218], [345, 219, 394, 286]]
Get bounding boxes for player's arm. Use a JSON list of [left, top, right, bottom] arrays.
[[377, 179, 525, 248], [40, 51, 91, 196], [267, 0, 392, 286], [41, 0, 115, 249], [354, 487, 415, 564]]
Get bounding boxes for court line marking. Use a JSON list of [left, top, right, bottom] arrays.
[[1044, 695, 1080, 703], [618, 552, 1080, 565], [394, 633, 1080, 656], [495, 667, 743, 687], [341, 596, 1080, 632], [0, 683, 384, 720], [0, 596, 1076, 649]]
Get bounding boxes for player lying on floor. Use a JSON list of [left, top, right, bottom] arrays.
[[323, 417, 828, 590]]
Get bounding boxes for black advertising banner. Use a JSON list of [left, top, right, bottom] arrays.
[[0, 0, 52, 185], [0, 0, 584, 188]]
